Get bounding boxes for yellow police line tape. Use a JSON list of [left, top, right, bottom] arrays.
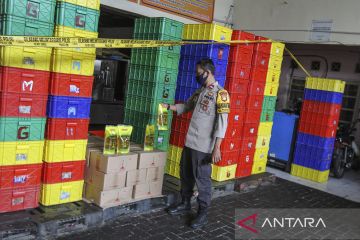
[[0, 36, 311, 77]]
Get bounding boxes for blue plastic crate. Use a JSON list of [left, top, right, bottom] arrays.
[[303, 89, 343, 104], [293, 143, 333, 171], [178, 57, 228, 79], [175, 86, 198, 102], [47, 96, 91, 118], [176, 72, 226, 90], [296, 132, 335, 149], [181, 41, 230, 62]]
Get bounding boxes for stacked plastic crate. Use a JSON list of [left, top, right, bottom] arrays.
[[41, 0, 100, 206], [124, 17, 184, 151], [291, 78, 345, 182], [251, 41, 285, 175], [0, 0, 55, 212], [167, 24, 233, 180]]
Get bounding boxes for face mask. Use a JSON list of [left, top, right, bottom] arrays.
[[196, 72, 208, 86]]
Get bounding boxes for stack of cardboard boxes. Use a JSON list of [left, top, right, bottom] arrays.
[[85, 149, 166, 208]]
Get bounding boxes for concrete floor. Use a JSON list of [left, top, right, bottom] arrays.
[[267, 166, 360, 203]]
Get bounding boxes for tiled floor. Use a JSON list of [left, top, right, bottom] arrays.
[[267, 166, 360, 203]]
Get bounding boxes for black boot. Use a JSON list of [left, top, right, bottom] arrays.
[[167, 198, 191, 215], [190, 207, 208, 229]]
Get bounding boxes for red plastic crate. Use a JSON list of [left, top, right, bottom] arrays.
[[228, 108, 245, 126], [228, 46, 254, 65], [0, 93, 47, 117], [254, 36, 271, 54], [229, 92, 247, 109], [42, 160, 86, 184], [243, 109, 262, 123], [50, 72, 94, 97], [239, 136, 257, 151], [225, 78, 249, 95], [248, 81, 265, 95], [249, 67, 268, 82], [46, 118, 90, 140], [220, 138, 242, 152], [240, 122, 259, 138], [216, 150, 239, 167], [298, 120, 337, 138], [235, 161, 253, 178], [238, 149, 255, 165], [169, 130, 187, 147], [226, 63, 251, 80], [0, 66, 50, 95], [0, 164, 42, 189], [300, 111, 340, 127], [302, 100, 341, 116], [232, 30, 256, 44], [245, 95, 264, 110], [0, 186, 39, 213], [252, 51, 270, 69], [225, 123, 243, 139]]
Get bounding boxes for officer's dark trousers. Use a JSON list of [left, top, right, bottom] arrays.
[[180, 146, 212, 210]]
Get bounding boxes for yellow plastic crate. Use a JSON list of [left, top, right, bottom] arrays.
[[271, 42, 285, 57], [54, 26, 98, 55], [211, 164, 236, 182], [167, 160, 180, 178], [44, 140, 87, 163], [0, 141, 44, 166], [254, 148, 269, 162], [167, 145, 183, 163], [290, 164, 329, 183], [258, 122, 273, 136], [0, 47, 51, 71], [264, 82, 279, 96], [251, 160, 267, 174], [40, 180, 84, 206], [256, 135, 272, 148], [183, 24, 233, 43], [266, 69, 281, 83], [57, 0, 100, 10], [52, 49, 96, 76], [165, 159, 171, 174], [305, 77, 345, 93], [268, 56, 283, 72]]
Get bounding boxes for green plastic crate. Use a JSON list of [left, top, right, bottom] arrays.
[[128, 64, 179, 85], [131, 49, 180, 71], [56, 2, 99, 32], [0, 15, 54, 36], [126, 80, 176, 102], [260, 108, 275, 122], [0, 117, 46, 141], [262, 96, 277, 110], [134, 17, 184, 41], [125, 94, 175, 115], [0, 0, 56, 24]]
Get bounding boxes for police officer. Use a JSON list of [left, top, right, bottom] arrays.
[[163, 59, 229, 229]]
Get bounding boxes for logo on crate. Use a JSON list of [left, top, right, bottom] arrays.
[[13, 175, 28, 184], [16, 154, 28, 161], [60, 191, 70, 200], [68, 107, 77, 117], [70, 85, 80, 94], [162, 88, 169, 98], [164, 74, 170, 83], [218, 48, 224, 60], [19, 106, 31, 114], [75, 14, 86, 28], [22, 81, 34, 92], [72, 61, 81, 71], [66, 127, 74, 136], [17, 126, 29, 140], [12, 197, 24, 206], [62, 172, 72, 180], [23, 57, 35, 65], [26, 2, 39, 18]]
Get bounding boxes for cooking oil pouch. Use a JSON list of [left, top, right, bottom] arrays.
[[117, 125, 133, 154], [104, 125, 117, 155], [157, 104, 168, 131], [144, 124, 155, 151]]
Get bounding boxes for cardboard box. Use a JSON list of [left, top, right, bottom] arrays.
[[90, 151, 138, 174], [126, 169, 147, 187], [146, 167, 164, 183], [86, 167, 126, 191], [134, 150, 167, 169], [85, 183, 132, 208], [85, 147, 102, 166], [133, 180, 163, 200]]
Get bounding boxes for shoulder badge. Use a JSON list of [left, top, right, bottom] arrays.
[[216, 89, 230, 114]]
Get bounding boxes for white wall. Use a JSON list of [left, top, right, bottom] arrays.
[[233, 0, 360, 45], [101, 0, 234, 25]]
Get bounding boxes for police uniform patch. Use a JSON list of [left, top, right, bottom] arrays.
[[217, 89, 230, 114]]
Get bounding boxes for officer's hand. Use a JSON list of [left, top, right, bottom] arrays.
[[161, 103, 169, 109], [212, 147, 221, 164]]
